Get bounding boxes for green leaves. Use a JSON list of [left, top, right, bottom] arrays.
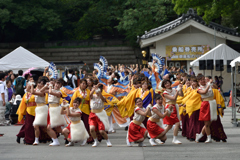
[[0, 0, 177, 43], [0, 0, 62, 41], [116, 0, 176, 44], [172, 0, 240, 28]]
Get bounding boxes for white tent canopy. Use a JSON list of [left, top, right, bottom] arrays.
[[0, 46, 49, 73], [190, 44, 240, 66], [230, 56, 240, 67], [189, 44, 240, 93]]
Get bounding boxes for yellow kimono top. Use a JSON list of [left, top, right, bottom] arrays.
[[182, 88, 202, 117], [117, 86, 138, 118], [177, 85, 191, 105], [178, 86, 192, 115], [117, 87, 154, 118], [16, 92, 37, 122], [70, 89, 91, 115]]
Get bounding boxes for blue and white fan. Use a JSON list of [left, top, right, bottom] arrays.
[[94, 63, 103, 79], [148, 62, 161, 74], [152, 53, 164, 70], [99, 56, 108, 72], [48, 62, 58, 79]]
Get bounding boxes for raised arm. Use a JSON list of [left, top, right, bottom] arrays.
[[197, 85, 210, 94], [136, 107, 151, 117], [164, 91, 178, 101], [152, 108, 168, 118], [30, 82, 45, 97], [49, 83, 61, 98], [177, 84, 184, 97]]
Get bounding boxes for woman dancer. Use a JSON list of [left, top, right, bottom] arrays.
[[127, 98, 151, 147], [16, 83, 37, 145], [182, 79, 205, 141], [62, 98, 89, 147], [30, 78, 49, 145], [89, 84, 112, 147], [70, 79, 91, 144], [41, 79, 66, 146], [148, 94, 171, 146], [177, 78, 192, 138], [102, 77, 129, 133], [195, 75, 217, 143], [161, 79, 183, 144]]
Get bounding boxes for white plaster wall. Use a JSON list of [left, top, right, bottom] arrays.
[[155, 27, 226, 57], [150, 48, 156, 53], [155, 26, 226, 70]]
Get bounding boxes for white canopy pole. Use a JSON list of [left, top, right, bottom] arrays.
[[232, 62, 238, 127]]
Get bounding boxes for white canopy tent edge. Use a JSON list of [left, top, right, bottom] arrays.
[[0, 46, 49, 73], [190, 44, 240, 92], [230, 59, 240, 127]]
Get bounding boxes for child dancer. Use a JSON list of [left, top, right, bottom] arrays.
[[89, 84, 112, 147], [161, 79, 183, 144], [41, 79, 66, 146], [127, 98, 151, 147], [30, 78, 49, 145], [195, 75, 217, 143], [147, 94, 172, 146], [62, 98, 89, 147]]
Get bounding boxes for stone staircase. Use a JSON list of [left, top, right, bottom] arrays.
[[0, 46, 141, 70]]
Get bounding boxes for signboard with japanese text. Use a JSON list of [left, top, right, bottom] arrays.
[[166, 45, 210, 61]]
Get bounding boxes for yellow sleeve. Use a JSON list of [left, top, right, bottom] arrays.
[[26, 95, 37, 116], [117, 88, 139, 117], [60, 89, 68, 98], [150, 88, 154, 105], [185, 90, 202, 117], [16, 94, 27, 122], [71, 89, 90, 115], [70, 91, 78, 107]]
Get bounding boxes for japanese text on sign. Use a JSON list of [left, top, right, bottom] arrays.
[[166, 45, 210, 61]]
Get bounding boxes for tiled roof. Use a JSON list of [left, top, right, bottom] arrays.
[[138, 8, 239, 41]]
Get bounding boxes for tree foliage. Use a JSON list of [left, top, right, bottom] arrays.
[[0, 0, 178, 43], [116, 0, 176, 44], [172, 0, 240, 29], [0, 0, 63, 41]]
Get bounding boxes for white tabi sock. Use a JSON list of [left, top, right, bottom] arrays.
[[173, 136, 177, 141], [207, 135, 211, 139], [35, 137, 39, 142]]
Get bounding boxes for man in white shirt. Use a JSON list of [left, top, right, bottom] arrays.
[[64, 69, 77, 88], [0, 73, 6, 126]]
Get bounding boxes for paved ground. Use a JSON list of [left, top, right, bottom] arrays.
[[0, 106, 240, 160]]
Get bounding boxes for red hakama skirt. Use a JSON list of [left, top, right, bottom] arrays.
[[163, 104, 179, 125], [89, 112, 105, 131], [128, 122, 147, 142], [199, 101, 210, 121], [147, 120, 164, 138]]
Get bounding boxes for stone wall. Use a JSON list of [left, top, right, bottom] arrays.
[[0, 46, 141, 70]]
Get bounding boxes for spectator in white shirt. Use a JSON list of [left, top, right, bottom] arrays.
[[0, 73, 7, 126]]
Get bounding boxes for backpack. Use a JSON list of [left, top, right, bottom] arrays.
[[66, 75, 74, 88], [15, 78, 25, 96]]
